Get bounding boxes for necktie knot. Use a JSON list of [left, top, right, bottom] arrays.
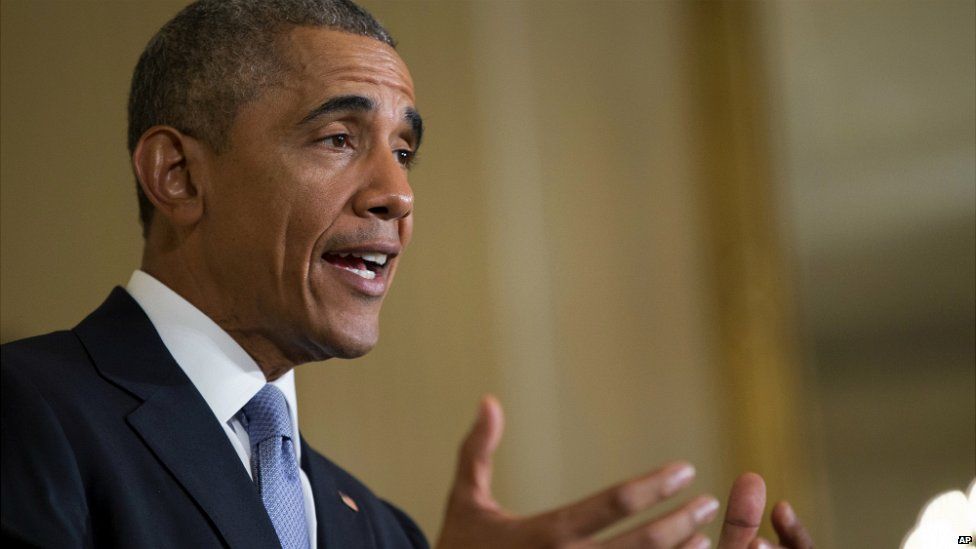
[[241, 384, 294, 448]]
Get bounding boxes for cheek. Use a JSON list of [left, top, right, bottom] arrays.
[[285, 165, 357, 238], [398, 216, 414, 248], [203, 167, 302, 292], [283, 188, 347, 257], [207, 164, 286, 236]]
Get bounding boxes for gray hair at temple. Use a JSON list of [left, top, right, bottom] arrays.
[[127, 0, 396, 237]]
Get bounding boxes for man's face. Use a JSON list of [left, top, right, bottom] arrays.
[[195, 27, 419, 363]]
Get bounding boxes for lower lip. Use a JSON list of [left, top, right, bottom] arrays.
[[321, 260, 388, 297]]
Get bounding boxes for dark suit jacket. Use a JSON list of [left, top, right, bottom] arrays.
[[1, 287, 429, 549]]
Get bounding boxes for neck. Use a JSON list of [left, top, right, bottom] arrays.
[[141, 240, 299, 382]]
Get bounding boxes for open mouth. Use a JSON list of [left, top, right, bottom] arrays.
[[321, 251, 390, 280]]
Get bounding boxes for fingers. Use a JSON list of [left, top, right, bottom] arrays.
[[599, 494, 719, 549], [451, 394, 504, 505], [717, 473, 766, 549], [678, 534, 712, 549], [535, 461, 697, 539], [747, 537, 776, 549], [770, 501, 813, 549]]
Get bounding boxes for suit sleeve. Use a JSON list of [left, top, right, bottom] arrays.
[[380, 499, 430, 549], [1, 361, 89, 548]]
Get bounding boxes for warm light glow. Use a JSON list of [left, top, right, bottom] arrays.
[[902, 479, 976, 548]]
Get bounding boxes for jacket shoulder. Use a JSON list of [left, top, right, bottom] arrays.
[[1, 331, 93, 384]]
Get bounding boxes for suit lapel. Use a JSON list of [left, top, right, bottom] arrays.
[[301, 436, 377, 549], [74, 287, 281, 549], [126, 386, 282, 549]]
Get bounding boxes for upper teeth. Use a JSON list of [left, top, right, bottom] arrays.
[[336, 252, 388, 265]]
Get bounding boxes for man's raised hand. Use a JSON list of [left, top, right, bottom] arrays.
[[436, 395, 815, 549], [435, 395, 718, 549]]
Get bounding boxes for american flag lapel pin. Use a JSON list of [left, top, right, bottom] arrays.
[[339, 491, 359, 512]]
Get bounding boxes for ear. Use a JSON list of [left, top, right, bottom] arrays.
[[132, 126, 206, 229]]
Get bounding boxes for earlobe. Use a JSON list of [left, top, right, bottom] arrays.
[[132, 126, 204, 228]]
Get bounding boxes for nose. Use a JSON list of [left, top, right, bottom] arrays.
[[353, 148, 414, 221]]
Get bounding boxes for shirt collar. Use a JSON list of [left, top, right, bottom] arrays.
[[125, 270, 302, 455]]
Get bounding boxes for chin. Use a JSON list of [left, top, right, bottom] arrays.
[[327, 339, 376, 359], [313, 319, 379, 360]]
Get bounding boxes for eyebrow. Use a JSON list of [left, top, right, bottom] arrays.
[[406, 107, 424, 148], [299, 93, 424, 148], [299, 94, 374, 125]]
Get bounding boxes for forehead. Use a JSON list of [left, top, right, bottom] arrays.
[[278, 26, 415, 105]]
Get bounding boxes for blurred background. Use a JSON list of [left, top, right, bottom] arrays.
[[2, 1, 973, 546]]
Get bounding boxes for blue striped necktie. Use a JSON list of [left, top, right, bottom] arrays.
[[240, 384, 311, 549]]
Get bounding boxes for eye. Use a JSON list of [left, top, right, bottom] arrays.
[[323, 134, 349, 148], [395, 149, 417, 168]]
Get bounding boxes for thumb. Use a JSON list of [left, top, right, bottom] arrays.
[[452, 394, 504, 505]]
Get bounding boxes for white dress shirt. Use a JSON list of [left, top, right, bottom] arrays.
[[125, 270, 317, 545]]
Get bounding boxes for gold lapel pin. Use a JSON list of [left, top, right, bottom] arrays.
[[339, 491, 359, 512]]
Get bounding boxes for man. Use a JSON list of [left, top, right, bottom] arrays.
[[1, 1, 813, 548]]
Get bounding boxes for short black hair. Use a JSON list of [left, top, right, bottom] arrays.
[[127, 0, 395, 237]]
